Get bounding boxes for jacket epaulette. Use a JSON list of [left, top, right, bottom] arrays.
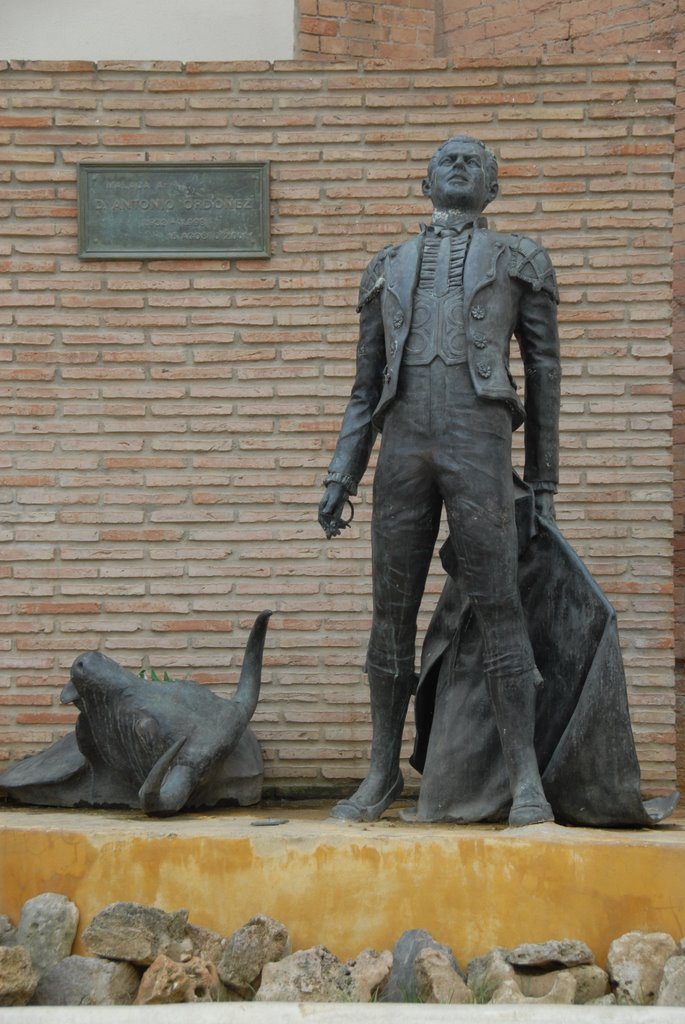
[[356, 246, 393, 312], [508, 234, 559, 304]]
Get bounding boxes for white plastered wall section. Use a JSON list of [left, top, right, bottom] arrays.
[[1, 0, 295, 62]]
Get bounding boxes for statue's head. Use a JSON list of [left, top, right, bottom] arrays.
[[422, 135, 499, 215]]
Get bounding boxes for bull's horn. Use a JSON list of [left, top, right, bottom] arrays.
[[231, 610, 272, 721], [138, 736, 193, 817]]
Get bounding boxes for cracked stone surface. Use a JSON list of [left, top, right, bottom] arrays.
[[17, 893, 79, 979], [218, 914, 290, 999], [254, 946, 357, 1002], [607, 931, 677, 1005]]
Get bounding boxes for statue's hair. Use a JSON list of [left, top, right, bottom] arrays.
[[427, 136, 499, 196]]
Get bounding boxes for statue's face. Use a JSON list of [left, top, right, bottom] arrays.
[[423, 138, 495, 214]]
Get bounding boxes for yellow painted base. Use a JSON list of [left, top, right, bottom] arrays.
[[1, 804, 684, 967]]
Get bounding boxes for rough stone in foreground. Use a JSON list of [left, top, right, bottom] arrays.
[[383, 929, 462, 1002], [568, 963, 610, 1003], [414, 947, 473, 1004], [33, 955, 140, 1006], [506, 939, 594, 969], [254, 946, 357, 1002], [467, 948, 517, 1002], [82, 903, 192, 966], [0, 945, 38, 1006], [656, 956, 685, 1006], [184, 923, 226, 966], [607, 931, 677, 1005], [218, 914, 290, 999], [0, 915, 18, 947], [491, 973, 577, 1004], [506, 954, 607, 1005], [515, 967, 567, 998], [515, 966, 597, 1002], [347, 948, 393, 1002], [17, 892, 79, 979], [135, 954, 220, 1004]]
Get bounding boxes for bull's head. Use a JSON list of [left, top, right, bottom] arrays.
[[60, 610, 272, 816]]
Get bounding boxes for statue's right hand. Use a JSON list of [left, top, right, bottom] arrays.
[[318, 482, 351, 540]]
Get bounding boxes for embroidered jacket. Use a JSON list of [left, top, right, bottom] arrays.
[[326, 222, 561, 495]]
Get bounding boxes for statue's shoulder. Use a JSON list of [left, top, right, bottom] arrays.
[[504, 231, 559, 303], [356, 243, 398, 312]]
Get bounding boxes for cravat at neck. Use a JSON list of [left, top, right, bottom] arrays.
[[424, 213, 487, 236]]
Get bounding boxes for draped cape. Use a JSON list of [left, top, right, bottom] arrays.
[[410, 478, 678, 826]]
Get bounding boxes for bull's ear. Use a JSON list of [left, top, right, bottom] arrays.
[[138, 737, 194, 816], [134, 715, 161, 748]]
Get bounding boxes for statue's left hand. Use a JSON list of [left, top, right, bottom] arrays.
[[534, 490, 556, 522]]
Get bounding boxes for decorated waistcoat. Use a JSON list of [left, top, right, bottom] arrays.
[[402, 230, 469, 366], [326, 220, 561, 497]]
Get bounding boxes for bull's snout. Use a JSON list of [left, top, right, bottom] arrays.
[[59, 678, 79, 705]]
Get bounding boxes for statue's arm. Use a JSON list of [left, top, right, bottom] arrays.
[[319, 257, 386, 536], [512, 238, 561, 501]]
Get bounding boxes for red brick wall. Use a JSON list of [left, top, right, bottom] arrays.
[[296, 0, 677, 62], [297, 1, 436, 60], [295, 0, 685, 812], [442, 0, 676, 59], [673, 32, 685, 789], [0, 58, 676, 797]]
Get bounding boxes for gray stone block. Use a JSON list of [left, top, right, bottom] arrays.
[[33, 955, 140, 1006], [17, 893, 79, 980]]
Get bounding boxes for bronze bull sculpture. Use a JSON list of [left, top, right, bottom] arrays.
[[0, 610, 271, 816]]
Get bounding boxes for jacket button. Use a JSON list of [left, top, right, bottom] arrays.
[[471, 305, 486, 320], [472, 332, 487, 350], [393, 312, 404, 329], [476, 362, 492, 379]]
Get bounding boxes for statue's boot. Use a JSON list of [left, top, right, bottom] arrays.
[[487, 669, 554, 826], [330, 670, 413, 822]]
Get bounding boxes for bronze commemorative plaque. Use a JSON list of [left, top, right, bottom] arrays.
[[78, 162, 270, 259]]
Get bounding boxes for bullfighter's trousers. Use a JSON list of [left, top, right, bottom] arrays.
[[367, 358, 539, 689]]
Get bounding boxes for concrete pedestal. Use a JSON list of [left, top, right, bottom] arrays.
[[1, 803, 684, 965]]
